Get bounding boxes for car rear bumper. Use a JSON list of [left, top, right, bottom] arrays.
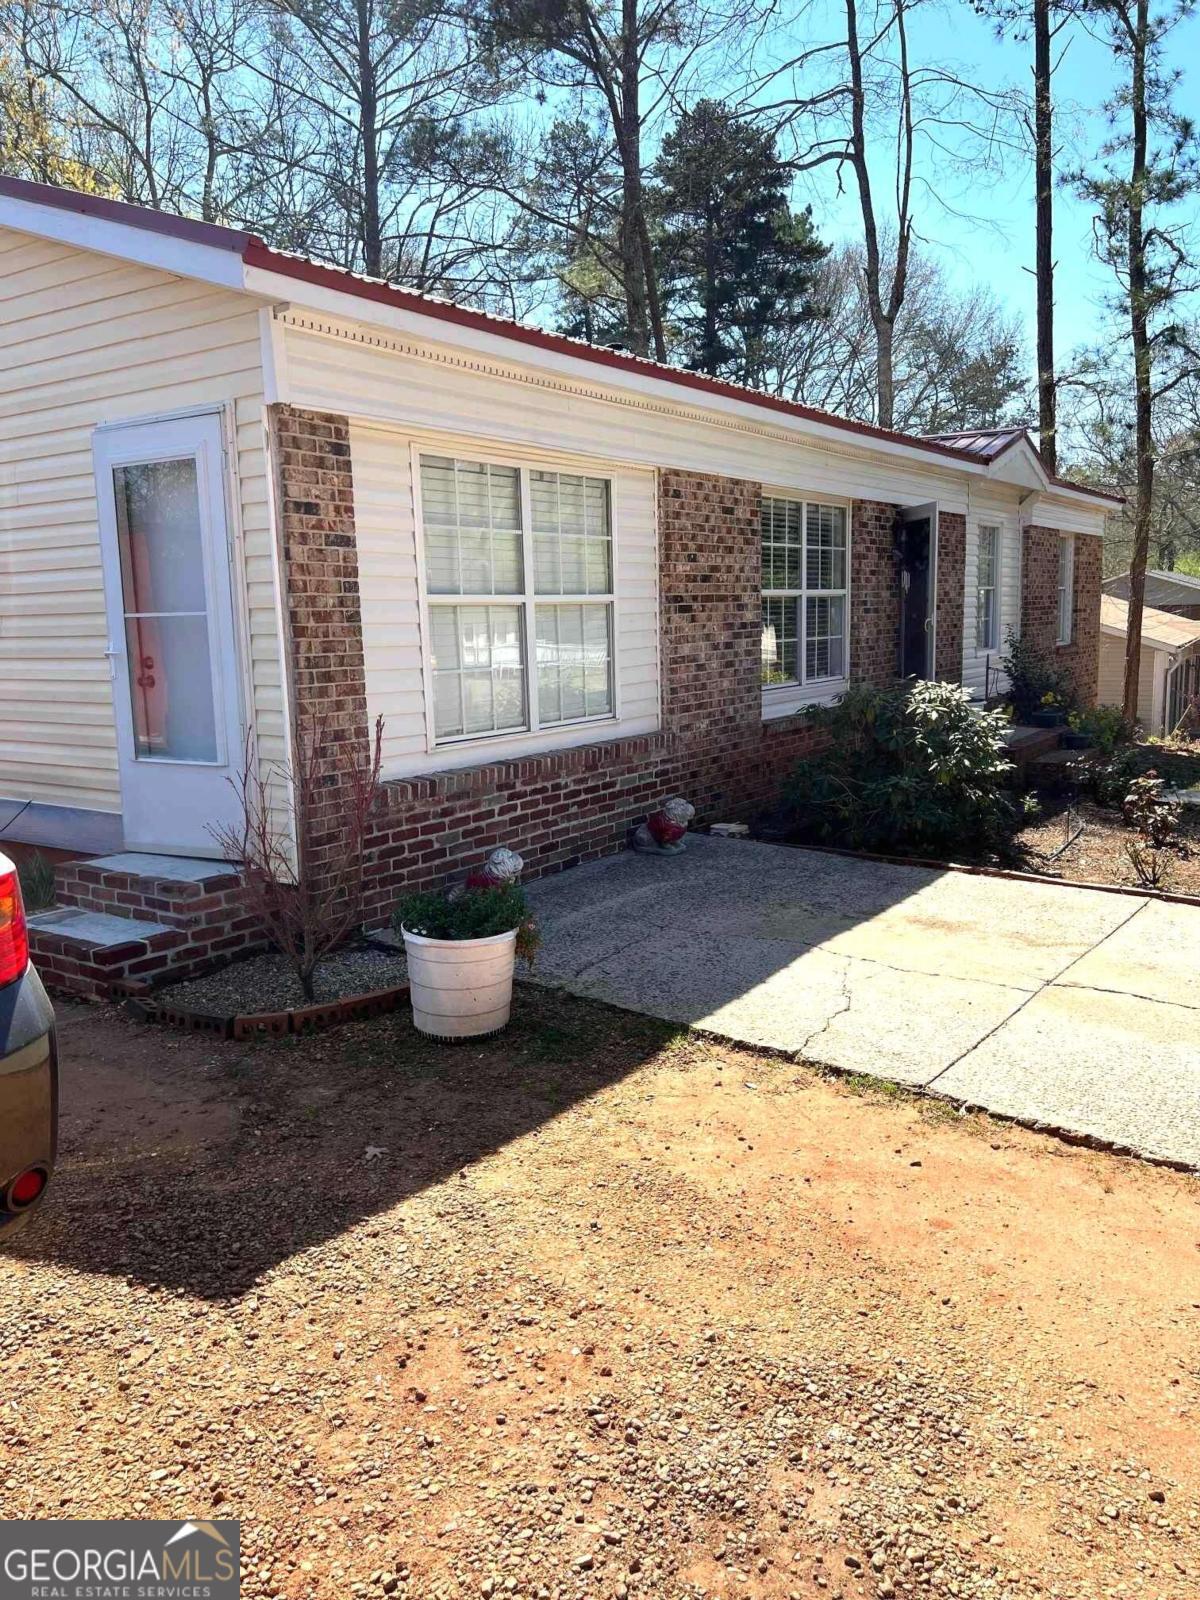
[[0, 963, 57, 1237]]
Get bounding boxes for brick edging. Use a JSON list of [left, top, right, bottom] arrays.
[[765, 837, 1200, 906]]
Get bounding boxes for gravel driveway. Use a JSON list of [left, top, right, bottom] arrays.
[[2, 992, 1198, 1600], [525, 836, 1200, 1166]]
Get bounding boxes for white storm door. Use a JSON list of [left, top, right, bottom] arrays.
[[93, 413, 245, 855]]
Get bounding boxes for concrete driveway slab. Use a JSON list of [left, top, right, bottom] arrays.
[[1057, 898, 1200, 1011], [823, 871, 1142, 989], [932, 985, 1200, 1166], [526, 835, 1200, 1165]]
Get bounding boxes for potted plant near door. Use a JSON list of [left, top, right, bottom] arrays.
[[1030, 691, 1067, 729], [394, 851, 539, 1039]]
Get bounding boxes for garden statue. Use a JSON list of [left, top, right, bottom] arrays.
[[464, 847, 525, 891], [632, 796, 695, 855]]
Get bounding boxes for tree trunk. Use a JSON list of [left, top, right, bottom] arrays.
[[1122, 0, 1152, 725], [358, 0, 382, 278], [845, 0, 910, 430], [1033, 0, 1057, 475], [617, 0, 649, 357]]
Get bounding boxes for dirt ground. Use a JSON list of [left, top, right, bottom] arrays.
[[1017, 798, 1200, 895], [2, 989, 1199, 1600]]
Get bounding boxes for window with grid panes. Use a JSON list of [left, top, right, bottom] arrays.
[[760, 495, 849, 689], [976, 524, 1000, 650], [420, 455, 615, 743]]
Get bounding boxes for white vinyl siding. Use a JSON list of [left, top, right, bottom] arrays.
[[351, 423, 658, 778], [282, 313, 975, 514], [1098, 633, 1157, 726], [0, 225, 277, 817]]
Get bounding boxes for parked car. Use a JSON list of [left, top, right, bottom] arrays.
[[0, 851, 57, 1238]]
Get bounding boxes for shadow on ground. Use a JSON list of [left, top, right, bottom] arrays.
[[8, 985, 688, 1301]]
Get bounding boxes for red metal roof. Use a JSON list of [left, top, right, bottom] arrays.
[[0, 175, 1124, 503]]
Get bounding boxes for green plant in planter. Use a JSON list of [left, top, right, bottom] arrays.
[[395, 884, 541, 966], [1068, 703, 1133, 756], [1000, 629, 1072, 722]]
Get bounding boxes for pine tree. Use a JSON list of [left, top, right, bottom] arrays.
[[652, 100, 827, 385]]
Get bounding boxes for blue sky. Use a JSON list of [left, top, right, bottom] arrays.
[[762, 0, 1200, 362]]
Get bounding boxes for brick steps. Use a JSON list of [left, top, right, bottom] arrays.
[[29, 852, 263, 998], [1004, 724, 1063, 766], [1029, 745, 1098, 787]]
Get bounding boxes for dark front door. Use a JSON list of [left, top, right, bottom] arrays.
[[898, 514, 933, 679]]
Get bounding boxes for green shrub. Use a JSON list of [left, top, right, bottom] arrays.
[[395, 883, 540, 965], [1067, 703, 1133, 756], [781, 680, 1019, 857], [1090, 748, 1138, 807], [1000, 629, 1072, 721]]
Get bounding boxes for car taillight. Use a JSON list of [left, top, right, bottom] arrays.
[[0, 868, 28, 985], [8, 1167, 46, 1208]]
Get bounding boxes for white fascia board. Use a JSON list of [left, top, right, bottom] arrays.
[[0, 194, 254, 292], [244, 262, 990, 480]]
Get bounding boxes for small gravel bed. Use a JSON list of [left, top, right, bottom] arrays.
[[156, 944, 408, 1014], [1017, 797, 1200, 894]]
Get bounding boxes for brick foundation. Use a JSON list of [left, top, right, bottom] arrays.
[[1022, 526, 1101, 709]]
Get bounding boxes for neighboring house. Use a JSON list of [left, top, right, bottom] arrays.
[[1099, 595, 1200, 736], [0, 177, 1118, 991], [1103, 569, 1200, 621]]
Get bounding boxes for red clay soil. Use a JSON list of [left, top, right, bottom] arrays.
[[1, 990, 1198, 1600]]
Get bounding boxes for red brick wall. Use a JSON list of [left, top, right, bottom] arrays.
[[1022, 526, 1101, 708], [272, 405, 371, 878], [269, 423, 964, 907], [936, 511, 965, 684], [357, 468, 826, 912], [850, 499, 901, 686]]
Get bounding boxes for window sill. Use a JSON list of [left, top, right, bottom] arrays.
[[431, 713, 619, 756], [761, 681, 848, 721]]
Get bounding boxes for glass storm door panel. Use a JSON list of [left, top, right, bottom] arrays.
[[94, 414, 245, 855]]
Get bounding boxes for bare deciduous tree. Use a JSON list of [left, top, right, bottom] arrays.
[[211, 717, 385, 1002]]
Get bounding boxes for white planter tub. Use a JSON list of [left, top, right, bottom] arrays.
[[401, 926, 518, 1039]]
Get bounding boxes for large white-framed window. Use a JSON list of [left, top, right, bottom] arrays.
[[761, 494, 850, 704], [1057, 533, 1075, 645], [417, 452, 616, 747], [976, 523, 1001, 651]]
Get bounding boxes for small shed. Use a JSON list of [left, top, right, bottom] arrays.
[[1103, 569, 1200, 620], [1099, 595, 1200, 736]]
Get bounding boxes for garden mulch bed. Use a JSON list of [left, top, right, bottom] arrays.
[[156, 945, 408, 1013], [138, 946, 410, 1038], [1016, 797, 1200, 895]]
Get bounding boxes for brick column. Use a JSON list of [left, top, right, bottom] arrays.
[[935, 510, 965, 684], [271, 404, 370, 874], [850, 499, 901, 687], [1021, 525, 1101, 709], [658, 469, 762, 741]]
